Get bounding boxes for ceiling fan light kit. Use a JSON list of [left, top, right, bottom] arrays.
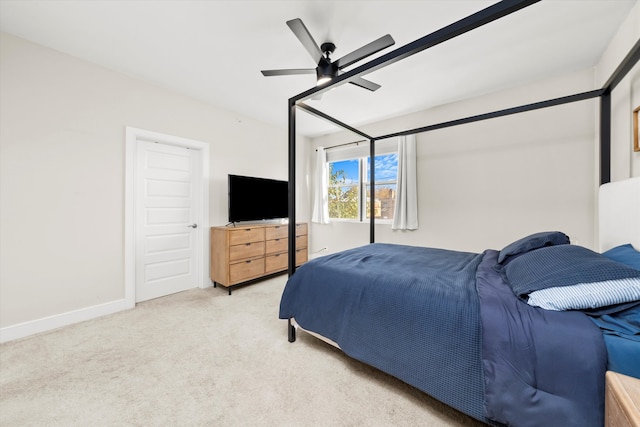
[[316, 43, 338, 86], [261, 18, 395, 92]]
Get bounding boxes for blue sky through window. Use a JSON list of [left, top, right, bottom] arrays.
[[367, 154, 398, 182], [330, 159, 359, 184], [331, 154, 398, 184]]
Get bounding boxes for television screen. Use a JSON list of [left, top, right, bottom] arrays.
[[228, 174, 288, 223]]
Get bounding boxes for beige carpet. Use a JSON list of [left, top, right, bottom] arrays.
[[0, 276, 486, 426]]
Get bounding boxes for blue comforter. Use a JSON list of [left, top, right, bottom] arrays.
[[279, 243, 607, 426], [477, 250, 607, 426]]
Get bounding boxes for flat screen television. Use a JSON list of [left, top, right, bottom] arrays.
[[228, 174, 288, 223]]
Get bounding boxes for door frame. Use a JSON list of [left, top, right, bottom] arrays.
[[125, 126, 210, 308]]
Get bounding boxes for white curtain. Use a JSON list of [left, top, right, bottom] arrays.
[[392, 135, 418, 230], [311, 146, 330, 224]]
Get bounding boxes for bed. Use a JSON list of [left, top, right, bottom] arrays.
[[278, 2, 639, 425], [279, 177, 640, 427]]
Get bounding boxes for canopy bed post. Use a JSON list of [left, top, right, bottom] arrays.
[[600, 92, 611, 185], [288, 98, 297, 278], [369, 139, 376, 244], [287, 317, 296, 343]]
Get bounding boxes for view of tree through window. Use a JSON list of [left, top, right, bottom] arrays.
[[328, 154, 398, 221], [328, 159, 359, 219]]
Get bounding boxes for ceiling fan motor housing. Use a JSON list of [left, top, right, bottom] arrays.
[[317, 56, 338, 82]]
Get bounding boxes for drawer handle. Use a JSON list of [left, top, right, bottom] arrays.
[[245, 260, 252, 263], [245, 243, 251, 246]]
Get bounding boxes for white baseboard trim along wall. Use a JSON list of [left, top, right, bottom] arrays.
[[0, 299, 128, 343]]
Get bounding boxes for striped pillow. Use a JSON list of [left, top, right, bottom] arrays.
[[527, 278, 640, 311]]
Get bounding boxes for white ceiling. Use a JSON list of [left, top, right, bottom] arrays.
[[0, 0, 636, 137]]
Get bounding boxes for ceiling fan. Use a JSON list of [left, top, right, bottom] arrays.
[[261, 18, 395, 92]]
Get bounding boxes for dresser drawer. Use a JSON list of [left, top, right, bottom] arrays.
[[265, 225, 288, 240], [229, 241, 264, 261], [295, 248, 308, 265], [229, 258, 265, 283], [295, 223, 308, 236], [265, 252, 288, 274], [265, 249, 307, 272], [295, 234, 308, 249], [266, 237, 288, 254], [229, 227, 264, 245]]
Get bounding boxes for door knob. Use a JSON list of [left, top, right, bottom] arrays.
[[188, 224, 198, 229]]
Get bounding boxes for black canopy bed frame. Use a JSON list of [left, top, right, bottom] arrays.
[[285, 0, 640, 266], [280, 0, 640, 425]]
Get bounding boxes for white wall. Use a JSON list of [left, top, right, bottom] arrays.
[[309, 68, 598, 255], [0, 32, 308, 334]]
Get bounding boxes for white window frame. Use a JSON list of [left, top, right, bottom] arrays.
[[326, 140, 398, 223]]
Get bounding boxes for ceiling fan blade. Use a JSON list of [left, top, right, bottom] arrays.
[[349, 76, 381, 92], [335, 34, 395, 69], [286, 18, 323, 64], [261, 69, 316, 76]]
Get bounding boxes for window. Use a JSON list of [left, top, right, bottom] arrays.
[[328, 159, 360, 220], [328, 153, 398, 222], [366, 154, 398, 220]]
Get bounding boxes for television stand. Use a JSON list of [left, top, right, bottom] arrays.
[[210, 223, 308, 294]]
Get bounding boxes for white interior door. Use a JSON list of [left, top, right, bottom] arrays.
[[135, 140, 200, 302]]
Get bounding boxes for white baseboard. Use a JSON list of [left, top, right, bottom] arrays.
[[0, 299, 130, 343]]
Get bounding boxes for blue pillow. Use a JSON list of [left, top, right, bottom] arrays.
[[497, 231, 570, 264], [603, 244, 640, 270], [504, 245, 640, 311]]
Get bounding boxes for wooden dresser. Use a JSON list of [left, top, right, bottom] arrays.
[[606, 371, 640, 427], [210, 223, 308, 294]]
